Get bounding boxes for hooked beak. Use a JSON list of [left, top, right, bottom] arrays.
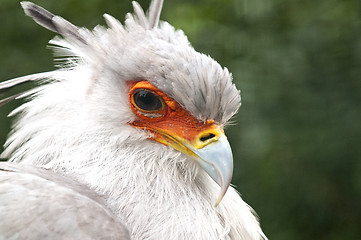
[[149, 124, 234, 207], [189, 134, 233, 207]]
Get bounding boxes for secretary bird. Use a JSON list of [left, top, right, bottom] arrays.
[[0, 1, 267, 239]]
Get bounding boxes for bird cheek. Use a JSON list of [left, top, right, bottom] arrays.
[[131, 114, 216, 143]]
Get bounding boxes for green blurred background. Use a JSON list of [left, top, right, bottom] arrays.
[[1, 0, 361, 239]]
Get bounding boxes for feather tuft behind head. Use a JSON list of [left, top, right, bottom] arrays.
[[1, 0, 240, 124], [0, 0, 165, 106]]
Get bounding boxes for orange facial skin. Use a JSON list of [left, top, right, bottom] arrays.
[[128, 81, 223, 152], [127, 81, 233, 207]]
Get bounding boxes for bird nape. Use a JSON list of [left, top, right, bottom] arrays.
[[0, 1, 267, 239]]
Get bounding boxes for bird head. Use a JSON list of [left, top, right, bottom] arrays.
[[0, 0, 241, 207]]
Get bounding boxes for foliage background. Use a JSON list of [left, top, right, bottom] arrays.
[[1, 0, 360, 239]]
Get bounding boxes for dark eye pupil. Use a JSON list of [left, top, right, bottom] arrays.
[[133, 89, 163, 111]]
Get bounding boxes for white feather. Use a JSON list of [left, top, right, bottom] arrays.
[[1, 1, 265, 239]]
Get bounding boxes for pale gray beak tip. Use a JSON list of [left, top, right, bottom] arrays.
[[193, 135, 234, 207]]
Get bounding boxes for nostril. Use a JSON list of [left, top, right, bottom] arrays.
[[199, 133, 216, 142]]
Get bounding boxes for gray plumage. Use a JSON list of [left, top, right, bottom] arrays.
[[21, 2, 87, 43], [0, 162, 130, 239], [0, 1, 267, 239]]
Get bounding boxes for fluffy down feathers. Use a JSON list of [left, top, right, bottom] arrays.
[[0, 1, 266, 239]]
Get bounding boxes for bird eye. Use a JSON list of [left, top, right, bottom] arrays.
[[133, 89, 164, 112]]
